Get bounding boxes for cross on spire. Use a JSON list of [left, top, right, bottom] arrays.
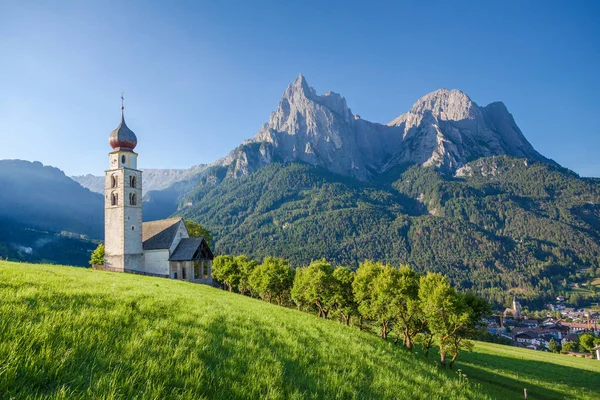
[[121, 92, 125, 111]]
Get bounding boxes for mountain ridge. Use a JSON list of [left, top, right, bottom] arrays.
[[209, 75, 552, 182], [74, 75, 555, 194]]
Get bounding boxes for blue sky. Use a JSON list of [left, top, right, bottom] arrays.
[[1, 0, 599, 177]]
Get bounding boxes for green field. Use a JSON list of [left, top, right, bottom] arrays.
[[1, 262, 598, 399]]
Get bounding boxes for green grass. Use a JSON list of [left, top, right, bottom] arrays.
[[1, 262, 599, 399], [448, 341, 600, 400], [0, 261, 483, 399]]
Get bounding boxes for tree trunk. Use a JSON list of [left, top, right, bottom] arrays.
[[340, 312, 349, 325], [423, 334, 434, 359], [404, 327, 413, 350], [381, 321, 389, 340], [440, 349, 447, 369], [449, 352, 459, 369]]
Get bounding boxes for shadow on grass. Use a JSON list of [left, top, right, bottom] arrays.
[[427, 346, 598, 400]]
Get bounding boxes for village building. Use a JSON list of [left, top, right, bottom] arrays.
[[503, 296, 522, 319], [101, 102, 214, 283]]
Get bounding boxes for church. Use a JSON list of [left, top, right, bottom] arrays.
[[102, 102, 214, 284]]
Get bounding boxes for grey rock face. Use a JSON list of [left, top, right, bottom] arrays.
[[215, 77, 551, 181], [387, 89, 550, 171]]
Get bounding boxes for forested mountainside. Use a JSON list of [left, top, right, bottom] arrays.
[[0, 160, 102, 265], [0, 160, 102, 238], [178, 156, 600, 307]]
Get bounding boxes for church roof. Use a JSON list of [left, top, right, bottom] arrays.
[[109, 112, 138, 151], [169, 238, 205, 261], [142, 217, 183, 250]]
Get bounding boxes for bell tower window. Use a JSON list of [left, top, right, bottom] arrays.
[[111, 175, 117, 188], [121, 155, 126, 164], [129, 193, 137, 205], [111, 192, 118, 206], [129, 175, 136, 188]]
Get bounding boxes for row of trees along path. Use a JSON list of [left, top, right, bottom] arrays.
[[212, 256, 491, 369]]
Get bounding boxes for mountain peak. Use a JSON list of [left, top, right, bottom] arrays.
[[287, 73, 314, 98], [217, 77, 551, 180], [409, 88, 477, 121]]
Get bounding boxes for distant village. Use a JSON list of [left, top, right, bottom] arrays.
[[486, 296, 600, 358]]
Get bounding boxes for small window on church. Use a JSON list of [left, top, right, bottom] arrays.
[[111, 175, 117, 188], [111, 192, 118, 206], [129, 193, 137, 206], [130, 175, 136, 188], [121, 155, 126, 164], [131, 226, 135, 231]]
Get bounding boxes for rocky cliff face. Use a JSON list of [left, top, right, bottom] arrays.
[[215, 75, 552, 180], [386, 89, 550, 171]]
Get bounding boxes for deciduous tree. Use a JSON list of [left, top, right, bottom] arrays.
[[419, 273, 470, 368], [89, 244, 105, 266], [249, 257, 294, 305], [212, 255, 239, 291], [331, 266, 356, 325], [291, 259, 335, 318], [184, 220, 213, 246]]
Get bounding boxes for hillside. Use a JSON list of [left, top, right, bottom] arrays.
[[0, 261, 483, 399], [0, 160, 103, 238], [179, 156, 600, 307], [1, 262, 599, 399], [0, 160, 102, 265]]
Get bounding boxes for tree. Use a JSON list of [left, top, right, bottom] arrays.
[[331, 266, 356, 325], [390, 266, 424, 350], [249, 257, 294, 305], [184, 220, 213, 246], [579, 333, 597, 353], [548, 339, 560, 354], [236, 255, 258, 296], [353, 260, 384, 331], [291, 259, 335, 318], [561, 341, 578, 353], [419, 273, 470, 368], [89, 244, 105, 266], [445, 292, 490, 368], [212, 255, 240, 291]]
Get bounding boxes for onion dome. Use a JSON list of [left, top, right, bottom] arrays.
[[109, 111, 137, 151]]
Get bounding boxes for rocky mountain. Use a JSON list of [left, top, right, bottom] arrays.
[[214, 74, 552, 181], [72, 164, 207, 195]]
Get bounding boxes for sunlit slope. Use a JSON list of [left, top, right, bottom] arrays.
[[452, 341, 600, 400], [0, 262, 483, 400]]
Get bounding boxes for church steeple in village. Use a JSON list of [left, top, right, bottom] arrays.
[[104, 96, 144, 271]]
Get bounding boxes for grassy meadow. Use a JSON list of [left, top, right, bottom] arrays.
[[0, 262, 598, 399], [445, 341, 599, 399]]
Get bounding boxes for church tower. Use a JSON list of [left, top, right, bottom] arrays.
[[104, 98, 143, 271]]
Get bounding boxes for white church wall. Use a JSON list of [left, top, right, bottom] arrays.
[[168, 221, 190, 255], [143, 249, 170, 276]]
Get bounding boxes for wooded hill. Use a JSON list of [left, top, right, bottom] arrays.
[[178, 156, 600, 308]]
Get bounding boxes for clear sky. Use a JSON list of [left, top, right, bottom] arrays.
[[1, 0, 599, 177]]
